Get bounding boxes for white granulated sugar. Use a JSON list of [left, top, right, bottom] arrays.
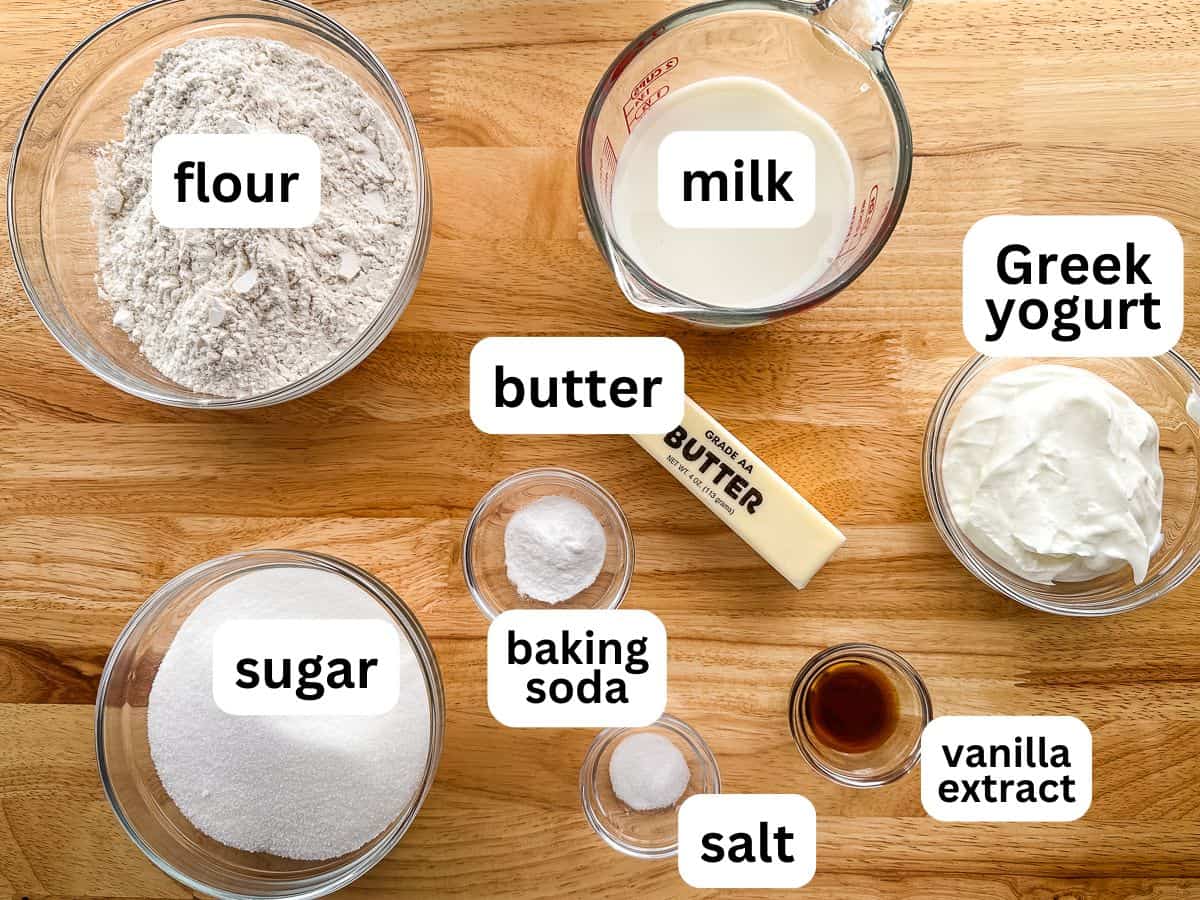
[[609, 732, 690, 812], [92, 37, 416, 398], [147, 567, 431, 861], [504, 495, 607, 604]]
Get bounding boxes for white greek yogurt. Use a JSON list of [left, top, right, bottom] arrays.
[[942, 364, 1163, 585]]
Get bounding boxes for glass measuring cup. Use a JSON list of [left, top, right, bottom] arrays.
[[578, 0, 912, 327]]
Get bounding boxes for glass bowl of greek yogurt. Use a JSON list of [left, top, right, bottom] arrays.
[[923, 353, 1200, 616], [463, 467, 636, 620], [9, 0, 430, 409]]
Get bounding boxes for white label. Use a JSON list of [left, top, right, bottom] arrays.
[[486, 610, 666, 728], [212, 619, 401, 716], [469, 337, 684, 435], [657, 131, 816, 229], [921, 716, 1093, 822], [677, 794, 816, 889], [151, 133, 321, 228], [962, 215, 1183, 357]]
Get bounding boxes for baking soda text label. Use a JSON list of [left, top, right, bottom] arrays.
[[212, 619, 401, 716], [678, 794, 817, 889], [921, 716, 1093, 822], [151, 133, 321, 228], [487, 610, 667, 728], [657, 131, 816, 229], [470, 337, 684, 435], [962, 216, 1182, 357]]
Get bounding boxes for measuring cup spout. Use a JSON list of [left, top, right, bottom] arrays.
[[817, 0, 910, 55]]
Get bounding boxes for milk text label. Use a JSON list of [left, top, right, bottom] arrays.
[[658, 131, 816, 229]]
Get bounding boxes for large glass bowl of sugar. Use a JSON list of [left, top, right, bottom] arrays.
[[8, 0, 430, 408], [95, 549, 445, 899]]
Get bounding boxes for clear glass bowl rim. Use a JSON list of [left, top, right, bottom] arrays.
[[461, 466, 636, 621], [921, 351, 1200, 617], [7, 0, 432, 409], [578, 713, 721, 860], [94, 548, 446, 900], [788, 642, 932, 789], [576, 0, 914, 325]]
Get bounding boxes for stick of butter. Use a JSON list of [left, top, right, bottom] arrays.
[[632, 395, 845, 589]]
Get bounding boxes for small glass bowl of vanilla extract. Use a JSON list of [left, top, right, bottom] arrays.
[[789, 644, 932, 788]]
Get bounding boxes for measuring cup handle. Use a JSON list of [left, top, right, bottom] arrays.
[[817, 0, 911, 54]]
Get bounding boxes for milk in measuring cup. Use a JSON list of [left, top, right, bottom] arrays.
[[611, 76, 854, 310]]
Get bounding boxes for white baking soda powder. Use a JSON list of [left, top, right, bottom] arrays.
[[504, 496, 607, 604], [147, 566, 431, 860], [609, 732, 691, 811]]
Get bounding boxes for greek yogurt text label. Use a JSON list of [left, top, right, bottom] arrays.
[[962, 216, 1182, 357], [921, 716, 1093, 822], [487, 610, 667, 728], [151, 133, 322, 228]]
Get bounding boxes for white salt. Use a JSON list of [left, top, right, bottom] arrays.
[[147, 566, 431, 860], [504, 495, 607, 604], [609, 732, 691, 811]]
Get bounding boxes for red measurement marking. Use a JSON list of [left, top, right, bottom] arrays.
[[623, 84, 670, 133], [622, 56, 679, 133], [631, 56, 678, 100], [838, 184, 880, 259]]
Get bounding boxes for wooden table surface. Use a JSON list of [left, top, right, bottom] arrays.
[[3, 0, 1200, 897]]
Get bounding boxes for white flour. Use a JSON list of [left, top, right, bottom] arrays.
[[92, 38, 416, 398], [504, 496, 607, 603]]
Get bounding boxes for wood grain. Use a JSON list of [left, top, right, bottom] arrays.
[[2, 0, 1200, 897]]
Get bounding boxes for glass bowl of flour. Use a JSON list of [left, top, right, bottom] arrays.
[[922, 352, 1200, 616], [9, 0, 430, 408], [96, 549, 445, 898], [463, 467, 636, 620]]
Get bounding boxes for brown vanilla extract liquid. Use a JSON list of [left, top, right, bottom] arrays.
[[804, 661, 900, 753]]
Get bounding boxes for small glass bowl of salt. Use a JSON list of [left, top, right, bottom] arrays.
[[462, 467, 635, 620], [580, 715, 721, 859]]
